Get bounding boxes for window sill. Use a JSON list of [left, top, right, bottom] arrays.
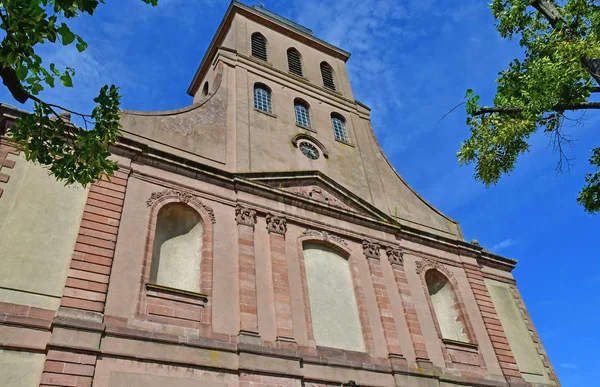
[[442, 338, 478, 351], [146, 283, 208, 302], [254, 108, 277, 118], [296, 123, 317, 133], [335, 138, 354, 148], [249, 56, 272, 67]]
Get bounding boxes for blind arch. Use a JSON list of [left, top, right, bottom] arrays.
[[425, 270, 471, 343], [150, 202, 203, 293]]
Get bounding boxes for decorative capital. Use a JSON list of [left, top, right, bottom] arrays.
[[362, 240, 380, 259], [235, 205, 257, 227], [386, 247, 404, 266], [146, 189, 215, 223], [266, 213, 287, 235]]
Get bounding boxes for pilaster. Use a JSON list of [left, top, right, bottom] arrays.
[[266, 213, 295, 347], [387, 247, 433, 369], [236, 205, 260, 343], [363, 240, 405, 366]]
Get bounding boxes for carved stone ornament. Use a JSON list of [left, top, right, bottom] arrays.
[[386, 247, 404, 266], [235, 205, 257, 227], [285, 186, 354, 212], [146, 189, 216, 223], [266, 213, 287, 235], [362, 240, 381, 259], [415, 257, 455, 280], [302, 229, 348, 247]]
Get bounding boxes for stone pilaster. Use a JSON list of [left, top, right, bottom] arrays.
[[235, 205, 260, 343], [387, 248, 433, 369], [266, 213, 295, 346], [363, 240, 405, 365], [463, 263, 522, 382]]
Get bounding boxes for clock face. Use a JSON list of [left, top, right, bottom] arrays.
[[299, 142, 319, 160]]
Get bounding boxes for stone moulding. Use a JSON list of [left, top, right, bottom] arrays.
[[266, 213, 287, 235], [301, 229, 348, 247], [146, 188, 216, 224], [386, 247, 404, 266], [415, 256, 455, 281], [362, 240, 380, 259], [235, 204, 257, 227]]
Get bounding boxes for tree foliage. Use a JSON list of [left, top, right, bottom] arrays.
[[459, 0, 600, 213], [0, 0, 157, 186]]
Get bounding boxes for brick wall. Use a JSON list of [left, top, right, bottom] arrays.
[[0, 138, 18, 198]]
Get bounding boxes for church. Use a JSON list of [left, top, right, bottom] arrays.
[[0, 2, 559, 386]]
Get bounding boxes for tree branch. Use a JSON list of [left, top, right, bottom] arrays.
[[473, 102, 600, 116], [531, 0, 600, 84]]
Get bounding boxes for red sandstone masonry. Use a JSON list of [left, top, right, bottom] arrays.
[[463, 263, 522, 380], [39, 349, 97, 387], [238, 224, 259, 334], [348, 255, 375, 355], [0, 139, 19, 198], [269, 232, 295, 341], [60, 170, 129, 313], [389, 264, 430, 361], [366, 256, 403, 357]]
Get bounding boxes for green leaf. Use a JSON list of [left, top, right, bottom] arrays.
[[50, 63, 60, 76], [465, 89, 474, 99], [15, 65, 28, 81], [75, 36, 88, 52], [60, 72, 73, 87], [58, 23, 75, 45]]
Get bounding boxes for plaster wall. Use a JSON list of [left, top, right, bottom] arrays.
[[151, 203, 203, 292], [0, 349, 45, 387], [232, 14, 354, 99], [485, 279, 550, 384], [0, 154, 88, 310], [303, 243, 365, 352]]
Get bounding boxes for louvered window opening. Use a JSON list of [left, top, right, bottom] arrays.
[[254, 86, 272, 113], [332, 115, 349, 142], [295, 102, 311, 128], [320, 62, 336, 90], [251, 33, 267, 61], [287, 49, 303, 77]]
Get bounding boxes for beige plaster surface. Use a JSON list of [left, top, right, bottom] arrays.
[[152, 203, 203, 293], [303, 243, 365, 352], [426, 271, 468, 343], [0, 154, 88, 310], [485, 279, 550, 384], [0, 349, 45, 387]]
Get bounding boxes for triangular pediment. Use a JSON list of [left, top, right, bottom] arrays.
[[236, 171, 393, 222]]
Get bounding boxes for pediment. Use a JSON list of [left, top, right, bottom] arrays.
[[237, 171, 393, 222]]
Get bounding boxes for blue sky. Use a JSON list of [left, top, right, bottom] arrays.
[[2, 0, 598, 385]]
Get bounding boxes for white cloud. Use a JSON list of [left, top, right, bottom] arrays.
[[491, 238, 517, 252], [560, 363, 578, 370]]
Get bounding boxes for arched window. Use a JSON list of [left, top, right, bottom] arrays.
[[150, 203, 203, 293], [303, 243, 365, 351], [425, 270, 470, 343], [251, 32, 267, 61], [294, 99, 311, 128], [320, 62, 336, 90], [202, 81, 209, 97], [287, 48, 303, 77], [331, 113, 349, 142], [254, 84, 272, 113]]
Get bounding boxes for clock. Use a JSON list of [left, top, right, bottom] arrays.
[[299, 142, 319, 160]]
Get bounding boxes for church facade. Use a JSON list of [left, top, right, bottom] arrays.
[[0, 2, 558, 387]]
